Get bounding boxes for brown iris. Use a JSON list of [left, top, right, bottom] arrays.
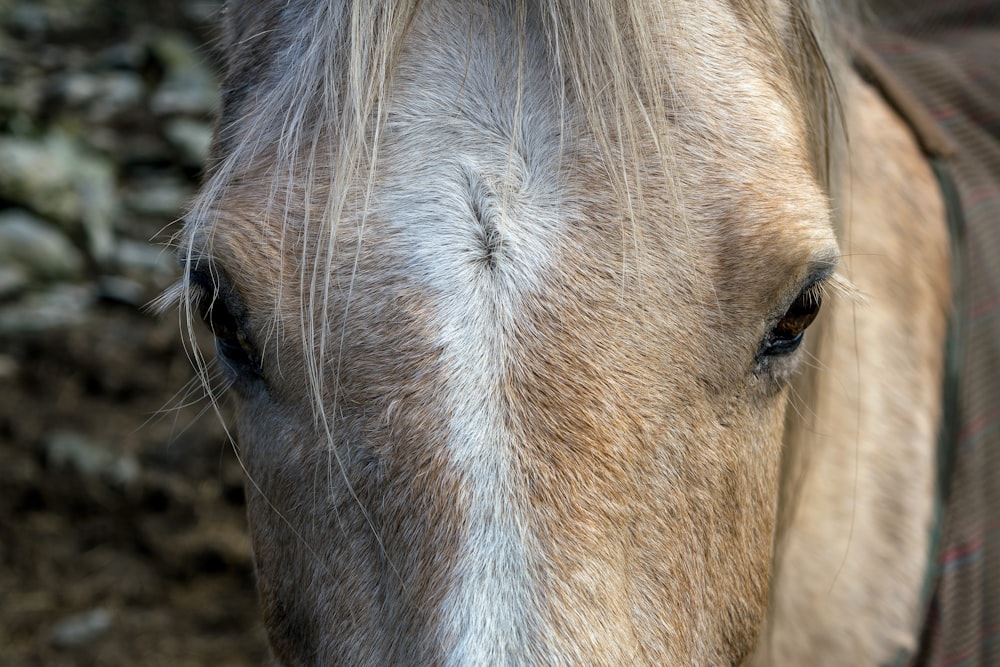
[[764, 284, 822, 355]]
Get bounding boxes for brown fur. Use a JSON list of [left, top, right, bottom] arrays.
[[171, 1, 950, 664], [751, 72, 950, 665]]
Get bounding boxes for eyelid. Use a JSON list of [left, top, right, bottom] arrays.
[[184, 261, 254, 341], [184, 257, 224, 297], [767, 266, 833, 327], [184, 259, 235, 307]]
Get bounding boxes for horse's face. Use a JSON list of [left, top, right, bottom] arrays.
[[182, 0, 839, 663]]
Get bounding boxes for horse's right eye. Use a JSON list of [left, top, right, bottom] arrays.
[[760, 282, 823, 357], [192, 278, 261, 379]]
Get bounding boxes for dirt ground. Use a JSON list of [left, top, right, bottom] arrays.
[[0, 311, 270, 666], [0, 1, 271, 664]]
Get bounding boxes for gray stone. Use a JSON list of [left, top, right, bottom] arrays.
[[99, 71, 146, 114], [46, 431, 111, 478], [115, 238, 179, 287], [54, 70, 146, 122], [183, 0, 224, 23], [55, 71, 101, 106], [150, 33, 219, 116], [45, 431, 140, 486], [49, 608, 112, 648], [97, 275, 146, 306], [122, 177, 193, 218], [0, 354, 17, 381], [0, 284, 93, 334], [0, 209, 86, 281], [164, 117, 213, 167], [0, 265, 29, 300], [0, 0, 102, 33], [2, 3, 48, 33], [0, 132, 117, 263]]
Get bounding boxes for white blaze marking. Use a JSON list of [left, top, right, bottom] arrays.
[[379, 9, 568, 655], [380, 152, 564, 664]]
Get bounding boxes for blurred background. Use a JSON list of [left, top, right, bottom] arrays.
[[0, 0, 269, 663]]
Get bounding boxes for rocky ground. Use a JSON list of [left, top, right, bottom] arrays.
[[0, 0, 269, 664]]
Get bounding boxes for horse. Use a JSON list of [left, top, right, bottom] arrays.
[[164, 0, 989, 663]]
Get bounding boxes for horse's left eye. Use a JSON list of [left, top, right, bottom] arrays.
[[196, 290, 259, 376], [761, 283, 823, 356]]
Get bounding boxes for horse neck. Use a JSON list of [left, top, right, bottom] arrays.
[[754, 64, 953, 665]]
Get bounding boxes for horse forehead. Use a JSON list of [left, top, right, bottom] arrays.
[[387, 4, 561, 161], [393, 2, 817, 179], [378, 1, 830, 278], [391, 0, 799, 145], [196, 0, 830, 320]]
